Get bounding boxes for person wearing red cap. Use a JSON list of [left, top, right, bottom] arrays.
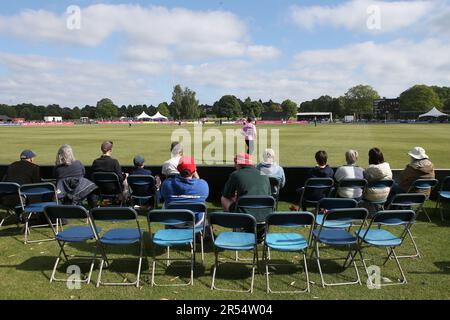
[[221, 152, 271, 217], [160, 156, 209, 227]]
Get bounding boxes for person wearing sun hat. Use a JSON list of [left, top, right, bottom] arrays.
[[160, 156, 209, 227], [398, 146, 435, 194]]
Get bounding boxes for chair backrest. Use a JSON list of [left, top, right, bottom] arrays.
[[367, 179, 394, 189], [266, 211, 315, 228], [209, 212, 256, 231], [236, 195, 275, 223], [388, 193, 426, 209], [44, 205, 89, 220], [302, 178, 334, 203], [92, 172, 122, 195], [321, 208, 368, 225], [412, 179, 438, 190], [304, 177, 334, 189], [269, 177, 281, 198], [317, 198, 358, 211], [0, 182, 20, 196], [371, 210, 415, 226], [166, 202, 207, 215], [148, 209, 195, 226], [19, 183, 57, 206], [440, 176, 450, 192], [127, 175, 156, 197], [90, 207, 137, 221], [337, 178, 367, 189]]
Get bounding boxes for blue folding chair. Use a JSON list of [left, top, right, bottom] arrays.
[[147, 209, 196, 286], [44, 205, 100, 284], [336, 178, 367, 202], [127, 175, 157, 209], [264, 212, 315, 293], [299, 178, 334, 212], [356, 210, 416, 286], [387, 193, 426, 259], [408, 179, 438, 222], [315, 198, 358, 229], [209, 212, 258, 293], [19, 183, 59, 244], [92, 172, 124, 206], [166, 202, 207, 262], [312, 208, 368, 287], [435, 176, 450, 221], [0, 182, 21, 227], [362, 179, 394, 211], [89, 207, 144, 287]]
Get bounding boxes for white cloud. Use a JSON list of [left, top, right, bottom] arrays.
[[290, 0, 435, 33]]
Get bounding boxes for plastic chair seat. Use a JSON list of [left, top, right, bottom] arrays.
[[438, 191, 450, 199], [265, 233, 308, 251], [316, 214, 352, 228], [23, 202, 58, 213], [56, 226, 101, 242], [100, 228, 142, 245], [214, 232, 255, 250], [355, 229, 402, 247], [312, 229, 356, 245], [153, 229, 194, 246]]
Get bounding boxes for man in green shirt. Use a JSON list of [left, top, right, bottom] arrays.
[[221, 153, 271, 222]]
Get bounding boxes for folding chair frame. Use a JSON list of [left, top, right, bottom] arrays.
[[148, 209, 196, 287], [263, 212, 314, 294], [127, 175, 158, 210], [92, 172, 125, 207], [407, 179, 438, 223], [299, 178, 334, 213], [435, 176, 450, 222]]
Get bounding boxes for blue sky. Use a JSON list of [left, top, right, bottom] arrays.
[[0, 0, 449, 107]]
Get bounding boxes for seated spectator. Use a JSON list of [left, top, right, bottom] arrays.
[[2, 150, 41, 185], [363, 147, 392, 202], [334, 149, 365, 199], [91, 141, 127, 182], [307, 150, 334, 179], [221, 153, 271, 213], [53, 144, 97, 206], [91, 141, 128, 202], [162, 142, 183, 177], [129, 155, 152, 176], [398, 147, 435, 194], [1, 150, 41, 220], [256, 148, 286, 189], [160, 156, 209, 227]]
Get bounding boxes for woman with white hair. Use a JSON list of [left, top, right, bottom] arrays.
[[334, 149, 365, 199], [53, 144, 85, 180], [256, 148, 286, 188]]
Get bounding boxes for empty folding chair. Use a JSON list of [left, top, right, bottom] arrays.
[[435, 176, 450, 221], [127, 175, 157, 209], [92, 172, 124, 206], [269, 177, 282, 210], [407, 179, 438, 222], [387, 193, 426, 259], [148, 209, 196, 286], [336, 178, 367, 202], [312, 208, 368, 287], [315, 198, 358, 229], [264, 212, 315, 293], [0, 182, 21, 227], [18, 183, 59, 244], [362, 179, 394, 212], [299, 178, 334, 212], [89, 207, 144, 287], [44, 205, 100, 284], [209, 212, 258, 293], [166, 202, 207, 262], [356, 210, 416, 286]]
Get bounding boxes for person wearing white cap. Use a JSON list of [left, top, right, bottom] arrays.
[[398, 147, 435, 193]]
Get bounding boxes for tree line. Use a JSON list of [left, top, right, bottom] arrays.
[[1, 84, 449, 121]]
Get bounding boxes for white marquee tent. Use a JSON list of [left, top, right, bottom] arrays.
[[136, 111, 152, 120], [418, 107, 448, 118], [150, 111, 168, 121]]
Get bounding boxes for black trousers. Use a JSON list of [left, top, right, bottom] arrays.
[[245, 139, 254, 154]]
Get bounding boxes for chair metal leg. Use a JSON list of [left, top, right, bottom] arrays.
[[393, 228, 421, 259]]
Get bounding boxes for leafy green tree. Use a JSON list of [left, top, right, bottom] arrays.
[[343, 85, 380, 116], [72, 107, 81, 119], [19, 107, 33, 120], [281, 99, 298, 119], [181, 88, 199, 119], [213, 95, 242, 119], [241, 97, 263, 118], [45, 104, 63, 116], [170, 85, 183, 120], [158, 102, 170, 117], [431, 86, 450, 105], [399, 85, 443, 112], [96, 98, 118, 119]]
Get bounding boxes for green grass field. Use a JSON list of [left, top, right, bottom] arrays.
[[1, 123, 450, 168], [0, 123, 449, 300]]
